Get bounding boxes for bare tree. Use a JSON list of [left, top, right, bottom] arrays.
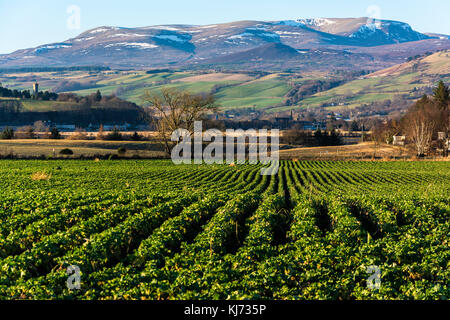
[[403, 101, 440, 156], [142, 88, 217, 155], [371, 119, 401, 144], [33, 120, 48, 133]]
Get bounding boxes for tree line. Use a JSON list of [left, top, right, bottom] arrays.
[[372, 81, 449, 156], [0, 89, 148, 126], [0, 85, 58, 101], [285, 79, 346, 106]]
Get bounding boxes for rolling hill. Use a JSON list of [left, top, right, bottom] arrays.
[[208, 43, 301, 63], [284, 50, 450, 110], [1, 51, 448, 115]]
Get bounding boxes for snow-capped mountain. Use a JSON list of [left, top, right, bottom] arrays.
[[0, 18, 448, 70]]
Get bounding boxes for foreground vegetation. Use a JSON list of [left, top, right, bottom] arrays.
[[0, 160, 448, 300]]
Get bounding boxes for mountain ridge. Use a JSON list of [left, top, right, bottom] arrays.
[[1, 18, 449, 71]]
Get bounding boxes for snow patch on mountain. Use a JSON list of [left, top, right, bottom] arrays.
[[228, 29, 280, 42], [228, 32, 278, 40], [154, 35, 188, 43], [90, 28, 110, 34], [298, 18, 336, 27], [38, 44, 72, 49], [144, 26, 182, 31], [108, 33, 147, 38], [228, 33, 253, 40], [34, 43, 72, 54], [196, 25, 217, 29], [349, 23, 381, 37], [74, 37, 95, 42], [104, 42, 158, 49], [247, 27, 267, 31], [275, 31, 304, 36], [349, 21, 430, 43], [274, 20, 305, 27]]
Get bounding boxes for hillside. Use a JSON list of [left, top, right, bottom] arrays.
[[0, 69, 293, 110], [283, 50, 450, 111], [208, 43, 301, 63], [1, 50, 448, 115], [1, 18, 449, 71]]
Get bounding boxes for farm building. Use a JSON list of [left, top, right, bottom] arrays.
[[393, 135, 406, 146]]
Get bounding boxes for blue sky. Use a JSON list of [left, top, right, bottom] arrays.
[[0, 0, 449, 54]]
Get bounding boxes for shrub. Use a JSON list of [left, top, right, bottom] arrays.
[[59, 148, 74, 155], [49, 127, 61, 139], [68, 128, 88, 140], [131, 131, 141, 141], [117, 147, 127, 156], [1, 127, 14, 140], [106, 127, 122, 141], [17, 126, 35, 139], [33, 120, 48, 133]]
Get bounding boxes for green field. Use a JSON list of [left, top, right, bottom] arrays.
[[0, 160, 448, 300], [71, 72, 194, 101], [20, 100, 76, 112], [297, 75, 419, 109], [216, 78, 290, 110], [70, 73, 291, 108], [123, 81, 241, 105], [0, 70, 293, 111]]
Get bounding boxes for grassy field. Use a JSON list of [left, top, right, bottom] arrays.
[[0, 70, 291, 111], [215, 76, 290, 110], [0, 160, 448, 300], [279, 142, 415, 160], [0, 139, 165, 158], [0, 139, 421, 160], [122, 80, 242, 105], [20, 100, 78, 112]]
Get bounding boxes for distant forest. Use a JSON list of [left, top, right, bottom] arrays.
[[0, 88, 148, 126]]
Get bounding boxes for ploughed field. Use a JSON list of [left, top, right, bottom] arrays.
[[0, 160, 448, 300]]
